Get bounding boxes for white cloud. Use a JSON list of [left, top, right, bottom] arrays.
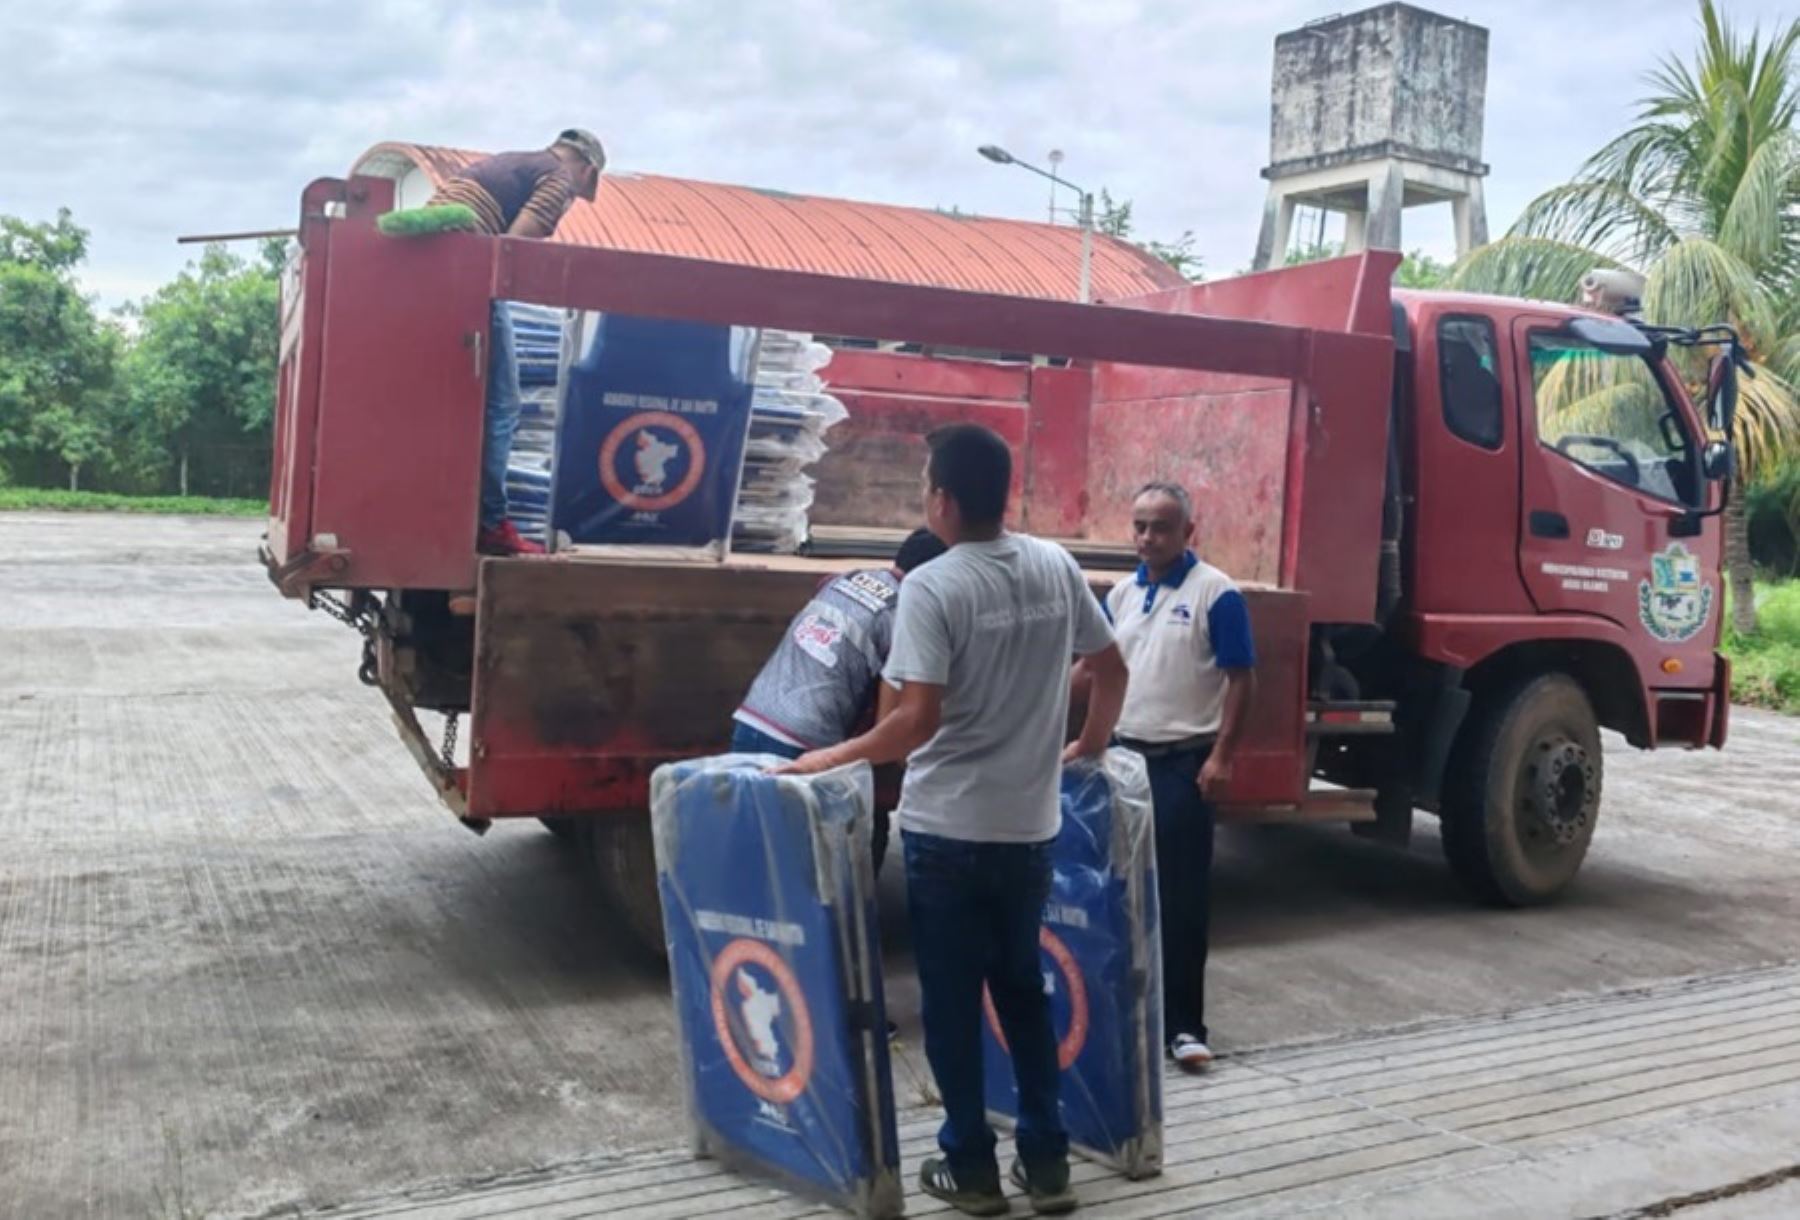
[[2, 0, 1792, 305]]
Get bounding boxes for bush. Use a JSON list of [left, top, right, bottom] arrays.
[[1746, 468, 1800, 577], [0, 488, 266, 516], [1724, 581, 1800, 714]]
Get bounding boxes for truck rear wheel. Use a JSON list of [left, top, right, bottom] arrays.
[[582, 817, 667, 961], [1440, 673, 1602, 906]]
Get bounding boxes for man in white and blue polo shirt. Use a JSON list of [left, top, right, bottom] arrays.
[[1104, 481, 1257, 1072]]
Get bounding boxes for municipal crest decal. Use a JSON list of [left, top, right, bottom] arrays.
[[1637, 543, 1713, 643]]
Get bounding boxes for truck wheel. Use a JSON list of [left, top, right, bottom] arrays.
[[1440, 673, 1602, 906], [582, 817, 667, 961], [539, 816, 577, 843]]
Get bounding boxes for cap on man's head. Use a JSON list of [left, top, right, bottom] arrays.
[[555, 128, 607, 171]]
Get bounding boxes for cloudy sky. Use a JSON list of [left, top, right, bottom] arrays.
[[3, 0, 1793, 307]]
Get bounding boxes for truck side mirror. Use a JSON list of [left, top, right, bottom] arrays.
[[1708, 353, 1738, 434], [1703, 438, 1736, 481]]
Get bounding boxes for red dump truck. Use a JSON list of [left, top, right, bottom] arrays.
[[264, 175, 1741, 952]]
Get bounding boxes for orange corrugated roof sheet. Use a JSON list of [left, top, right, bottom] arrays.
[[354, 142, 1184, 302]]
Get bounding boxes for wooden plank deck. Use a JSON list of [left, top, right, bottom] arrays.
[[324, 964, 1800, 1219]]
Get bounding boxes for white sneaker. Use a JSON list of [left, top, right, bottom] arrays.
[[1170, 1034, 1213, 1071]]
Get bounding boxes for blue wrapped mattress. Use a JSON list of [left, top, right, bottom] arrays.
[[651, 757, 903, 1218], [981, 747, 1164, 1179]]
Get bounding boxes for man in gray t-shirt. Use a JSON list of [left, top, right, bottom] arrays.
[[782, 424, 1127, 1215], [883, 533, 1115, 841]]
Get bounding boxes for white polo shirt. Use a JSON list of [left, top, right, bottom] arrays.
[[1106, 551, 1256, 743]]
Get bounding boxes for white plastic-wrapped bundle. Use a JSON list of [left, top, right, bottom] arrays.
[[982, 747, 1164, 1179], [503, 303, 570, 545], [652, 758, 902, 1218], [734, 331, 846, 553]]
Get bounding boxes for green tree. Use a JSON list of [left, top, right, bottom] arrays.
[[1096, 190, 1204, 282], [1452, 1, 1800, 632], [0, 210, 118, 488], [1282, 240, 1452, 287], [1395, 251, 1453, 288], [123, 240, 283, 495]]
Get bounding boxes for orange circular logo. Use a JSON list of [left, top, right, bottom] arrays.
[[983, 927, 1089, 1070], [709, 937, 815, 1104], [598, 411, 707, 512]]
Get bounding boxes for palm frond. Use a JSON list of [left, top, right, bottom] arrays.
[[1508, 182, 1680, 264], [1582, 123, 1694, 203], [1449, 237, 1622, 304], [1732, 362, 1800, 480], [1770, 330, 1800, 389], [1538, 378, 1667, 447], [1643, 236, 1779, 341], [1717, 131, 1800, 270]]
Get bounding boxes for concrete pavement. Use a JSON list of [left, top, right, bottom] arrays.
[[2, 512, 1798, 1218]]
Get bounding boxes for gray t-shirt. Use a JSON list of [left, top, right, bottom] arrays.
[[884, 534, 1115, 843]]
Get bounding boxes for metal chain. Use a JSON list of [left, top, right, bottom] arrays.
[[441, 712, 460, 770], [308, 590, 383, 687]]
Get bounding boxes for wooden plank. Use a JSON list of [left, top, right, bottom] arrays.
[[1263, 972, 1800, 1080], [1466, 1054, 1800, 1143], [1355, 1005, 1800, 1112]]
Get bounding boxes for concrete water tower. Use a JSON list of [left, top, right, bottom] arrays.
[[1251, 3, 1490, 270]]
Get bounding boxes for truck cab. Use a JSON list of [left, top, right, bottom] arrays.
[[1308, 291, 1734, 904]]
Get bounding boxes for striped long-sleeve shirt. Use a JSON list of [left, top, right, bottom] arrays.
[[427, 150, 581, 237]]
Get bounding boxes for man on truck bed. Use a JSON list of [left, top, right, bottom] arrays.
[[731, 528, 947, 759], [781, 424, 1128, 1217], [1102, 481, 1256, 1073], [426, 129, 607, 556]]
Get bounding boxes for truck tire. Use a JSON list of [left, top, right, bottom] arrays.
[[539, 816, 577, 843], [1440, 673, 1602, 906], [582, 817, 668, 961]]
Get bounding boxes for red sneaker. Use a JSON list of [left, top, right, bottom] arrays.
[[477, 521, 546, 556]]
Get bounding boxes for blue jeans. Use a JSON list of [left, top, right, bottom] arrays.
[[904, 831, 1066, 1183], [1142, 748, 1214, 1042], [480, 301, 521, 530], [729, 721, 804, 761]]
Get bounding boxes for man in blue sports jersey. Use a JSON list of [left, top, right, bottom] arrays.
[[1103, 481, 1257, 1073], [731, 528, 947, 759]]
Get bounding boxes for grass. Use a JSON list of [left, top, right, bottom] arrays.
[[0, 488, 267, 517], [1724, 580, 1800, 714]]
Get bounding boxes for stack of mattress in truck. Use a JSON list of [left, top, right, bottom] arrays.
[[504, 303, 567, 546], [733, 332, 846, 553]]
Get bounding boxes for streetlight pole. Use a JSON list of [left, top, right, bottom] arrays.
[[977, 144, 1095, 303], [1077, 189, 1093, 306]]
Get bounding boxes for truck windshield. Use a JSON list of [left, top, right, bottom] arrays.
[[1528, 334, 1699, 506]]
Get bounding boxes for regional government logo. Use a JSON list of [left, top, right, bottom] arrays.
[[709, 937, 815, 1104], [598, 411, 707, 512], [1638, 542, 1713, 643], [983, 927, 1090, 1070]]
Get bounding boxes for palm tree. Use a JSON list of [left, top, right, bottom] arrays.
[[1452, 1, 1800, 633]]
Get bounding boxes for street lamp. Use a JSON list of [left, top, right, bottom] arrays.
[[977, 144, 1094, 303]]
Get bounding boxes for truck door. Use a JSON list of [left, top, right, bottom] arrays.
[[1513, 315, 1720, 662]]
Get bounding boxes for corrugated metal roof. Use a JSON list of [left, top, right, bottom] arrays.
[[353, 142, 1184, 302]]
